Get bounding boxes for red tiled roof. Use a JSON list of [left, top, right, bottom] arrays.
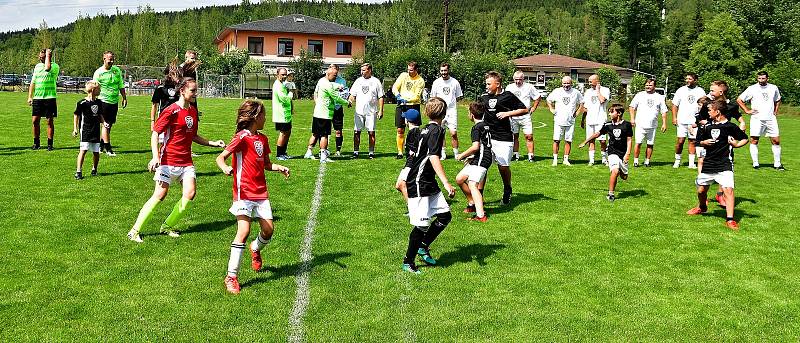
[[513, 54, 626, 71]]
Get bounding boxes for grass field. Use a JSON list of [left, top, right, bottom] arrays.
[[1, 91, 799, 341]]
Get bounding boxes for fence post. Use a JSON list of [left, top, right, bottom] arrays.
[[240, 74, 244, 99]]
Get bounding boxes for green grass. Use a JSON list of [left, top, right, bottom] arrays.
[[1, 91, 799, 341]]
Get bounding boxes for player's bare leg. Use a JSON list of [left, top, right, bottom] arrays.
[[524, 134, 534, 161], [31, 116, 41, 149], [634, 143, 642, 166], [552, 140, 560, 166], [512, 133, 520, 160], [771, 136, 783, 169], [354, 130, 361, 155], [456, 173, 473, 211], [468, 182, 485, 218], [368, 131, 376, 158]]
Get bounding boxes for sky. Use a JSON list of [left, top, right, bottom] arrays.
[[0, 0, 386, 32]]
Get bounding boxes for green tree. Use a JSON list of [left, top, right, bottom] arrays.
[[763, 54, 800, 105], [546, 73, 568, 93], [628, 73, 647, 97], [596, 67, 622, 100], [499, 12, 547, 59], [30, 20, 53, 65], [288, 49, 324, 99], [683, 12, 754, 95]]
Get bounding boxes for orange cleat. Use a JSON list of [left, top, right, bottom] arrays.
[[725, 220, 739, 231], [224, 275, 240, 295], [463, 206, 476, 214], [686, 207, 707, 215], [251, 249, 263, 271], [468, 215, 488, 222]]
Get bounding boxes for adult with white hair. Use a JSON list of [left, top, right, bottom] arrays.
[[629, 78, 668, 167], [580, 74, 610, 165], [546, 75, 583, 166]]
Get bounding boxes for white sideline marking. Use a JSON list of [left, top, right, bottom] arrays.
[[288, 161, 326, 343]]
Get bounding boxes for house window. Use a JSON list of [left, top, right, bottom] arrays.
[[278, 38, 294, 56], [248, 37, 264, 55], [337, 41, 352, 55], [308, 40, 323, 56]]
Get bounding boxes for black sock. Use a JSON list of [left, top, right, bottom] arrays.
[[47, 138, 53, 147], [404, 227, 426, 265], [276, 145, 285, 156], [726, 216, 734, 221], [34, 138, 40, 146], [422, 212, 452, 247], [336, 136, 343, 152]]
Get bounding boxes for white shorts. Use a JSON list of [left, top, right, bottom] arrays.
[[750, 118, 779, 137], [490, 139, 513, 167], [397, 167, 410, 184], [635, 127, 656, 145], [407, 192, 450, 227], [510, 115, 533, 135], [154, 165, 196, 185], [80, 142, 101, 152], [696, 170, 734, 189], [676, 123, 697, 139], [608, 154, 629, 175], [443, 109, 458, 132], [229, 199, 273, 219], [585, 124, 607, 141], [553, 125, 575, 142], [353, 113, 376, 132], [696, 147, 706, 158], [457, 164, 488, 184]]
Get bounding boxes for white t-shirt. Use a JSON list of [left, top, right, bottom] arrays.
[[505, 82, 541, 109], [547, 87, 583, 127], [672, 85, 706, 125], [350, 76, 384, 116], [738, 83, 781, 120], [430, 77, 463, 110], [629, 91, 668, 129], [582, 86, 611, 125]]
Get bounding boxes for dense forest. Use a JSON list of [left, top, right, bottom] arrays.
[[0, 0, 798, 101]]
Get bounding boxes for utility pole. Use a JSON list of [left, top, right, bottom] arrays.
[[443, 0, 450, 53]]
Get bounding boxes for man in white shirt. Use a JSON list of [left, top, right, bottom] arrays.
[[546, 76, 583, 166], [505, 71, 541, 162], [429, 63, 463, 159], [671, 73, 706, 169], [737, 71, 783, 170], [348, 63, 384, 159], [629, 78, 668, 167], [580, 74, 610, 166]]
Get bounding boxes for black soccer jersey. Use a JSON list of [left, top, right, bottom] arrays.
[[599, 120, 633, 157], [151, 85, 180, 113], [406, 122, 445, 198], [479, 91, 527, 142], [468, 121, 493, 168], [696, 98, 742, 125], [74, 99, 103, 143], [404, 126, 421, 168], [696, 120, 748, 173]]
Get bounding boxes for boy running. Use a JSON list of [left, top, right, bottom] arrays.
[[579, 104, 633, 202], [216, 100, 290, 294], [395, 109, 422, 202], [455, 102, 492, 221], [72, 81, 104, 180]]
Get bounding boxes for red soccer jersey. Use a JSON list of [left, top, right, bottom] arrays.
[[226, 130, 271, 201], [154, 103, 198, 167]]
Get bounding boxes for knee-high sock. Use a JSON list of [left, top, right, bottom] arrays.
[[227, 242, 245, 277], [335, 136, 343, 152], [772, 145, 781, 167], [422, 211, 452, 248], [750, 144, 759, 166], [163, 197, 193, 228], [131, 197, 161, 233], [404, 227, 426, 265], [397, 132, 405, 154]]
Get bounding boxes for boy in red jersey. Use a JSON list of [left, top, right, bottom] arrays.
[[127, 78, 226, 243], [216, 100, 290, 294]]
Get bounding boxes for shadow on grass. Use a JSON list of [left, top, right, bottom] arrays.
[[709, 209, 760, 221], [434, 243, 506, 267], [184, 219, 237, 234], [241, 251, 352, 286], [99, 169, 149, 176], [617, 189, 648, 199], [486, 193, 555, 214]]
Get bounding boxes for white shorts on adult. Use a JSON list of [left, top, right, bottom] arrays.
[[676, 124, 696, 139], [407, 192, 450, 227], [696, 170, 734, 189], [696, 147, 706, 158], [397, 167, 410, 184], [511, 115, 533, 135], [635, 127, 656, 145], [443, 109, 458, 132], [353, 113, 376, 132], [154, 165, 196, 185], [607, 154, 629, 175], [553, 125, 575, 142], [458, 164, 488, 184], [585, 124, 607, 141], [229, 199, 273, 219], [80, 142, 101, 153], [490, 139, 513, 167], [749, 118, 779, 137]]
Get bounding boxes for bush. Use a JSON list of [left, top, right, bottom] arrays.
[[628, 73, 648, 98], [289, 49, 324, 99], [373, 46, 450, 91], [450, 52, 515, 100], [596, 67, 622, 101], [242, 57, 265, 74], [206, 48, 249, 75], [763, 55, 800, 105], [546, 73, 570, 93]]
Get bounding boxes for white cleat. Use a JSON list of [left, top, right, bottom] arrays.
[[673, 161, 681, 168], [588, 161, 595, 166], [563, 160, 572, 166], [160, 225, 180, 238], [552, 160, 558, 166], [688, 165, 697, 169], [304, 152, 316, 160], [127, 229, 143, 243]]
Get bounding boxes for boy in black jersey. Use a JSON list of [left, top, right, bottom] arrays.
[[687, 99, 749, 231], [402, 98, 456, 274], [395, 109, 422, 202], [579, 103, 633, 202], [456, 102, 492, 221], [72, 81, 104, 179]]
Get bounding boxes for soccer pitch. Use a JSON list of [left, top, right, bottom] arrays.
[[1, 92, 799, 341]]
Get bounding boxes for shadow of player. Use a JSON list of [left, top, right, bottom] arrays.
[[616, 189, 648, 199], [434, 243, 506, 268], [241, 251, 352, 287], [486, 193, 555, 214]]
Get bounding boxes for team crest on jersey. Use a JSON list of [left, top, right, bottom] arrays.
[[647, 99, 655, 107], [591, 96, 598, 104], [613, 129, 621, 138], [90, 104, 99, 114], [514, 91, 521, 97], [688, 95, 696, 103], [562, 97, 570, 105], [488, 99, 498, 109], [405, 82, 414, 91], [361, 85, 370, 94], [168, 88, 176, 97], [254, 141, 264, 156], [762, 92, 769, 101], [185, 116, 194, 129], [443, 87, 451, 95], [711, 129, 720, 140]]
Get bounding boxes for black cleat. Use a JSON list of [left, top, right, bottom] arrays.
[[91, 169, 98, 176], [775, 165, 785, 171], [502, 190, 512, 205], [644, 163, 651, 168], [74, 171, 83, 180], [46, 145, 54, 151], [32, 144, 40, 150], [369, 153, 375, 160], [753, 165, 760, 170], [396, 154, 404, 160], [607, 194, 615, 202]]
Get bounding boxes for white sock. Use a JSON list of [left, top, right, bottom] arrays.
[[442, 148, 446, 157], [250, 234, 270, 252], [306, 147, 313, 155], [645, 158, 650, 165], [589, 150, 595, 163], [601, 152, 608, 162], [563, 155, 569, 162], [369, 147, 374, 153], [634, 157, 639, 165], [750, 144, 759, 166], [675, 153, 681, 161], [553, 154, 558, 161], [528, 153, 533, 159], [453, 148, 459, 156], [514, 152, 520, 159], [772, 145, 782, 167], [688, 154, 696, 166], [227, 242, 245, 277]]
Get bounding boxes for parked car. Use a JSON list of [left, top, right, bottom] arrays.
[[0, 74, 21, 86], [134, 78, 161, 88]]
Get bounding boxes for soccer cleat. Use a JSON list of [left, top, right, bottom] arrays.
[[551, 160, 558, 166], [588, 161, 595, 166], [634, 162, 640, 167], [775, 165, 785, 171], [468, 215, 488, 222], [441, 153, 446, 160], [686, 207, 707, 215], [127, 229, 143, 243], [47, 145, 54, 151], [396, 154, 404, 160], [620, 172, 628, 180], [334, 151, 342, 157], [160, 224, 180, 238], [31, 144, 40, 150], [563, 160, 572, 166], [224, 275, 241, 294], [673, 160, 681, 168], [512, 154, 520, 161], [251, 249, 263, 271], [90, 169, 98, 176], [502, 190, 512, 205], [463, 205, 476, 213], [644, 163, 651, 168], [606, 194, 615, 202], [106, 150, 117, 157], [304, 151, 315, 159], [725, 220, 740, 231], [417, 248, 437, 265], [74, 171, 83, 180], [688, 165, 697, 169], [753, 164, 760, 170], [276, 155, 288, 161], [528, 157, 535, 163], [352, 152, 359, 159], [369, 153, 375, 160], [601, 158, 608, 165], [402, 263, 421, 275]]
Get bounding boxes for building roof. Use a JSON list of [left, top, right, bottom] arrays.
[[513, 54, 627, 71], [215, 14, 377, 42]]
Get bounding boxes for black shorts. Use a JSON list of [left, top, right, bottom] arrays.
[[333, 106, 344, 131], [100, 102, 119, 125], [275, 122, 292, 132], [395, 104, 422, 128], [312, 117, 332, 138], [32, 98, 57, 118]]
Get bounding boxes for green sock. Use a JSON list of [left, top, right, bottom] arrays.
[[163, 197, 193, 229], [132, 197, 161, 233]]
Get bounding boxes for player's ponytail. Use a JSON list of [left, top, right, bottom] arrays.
[[236, 100, 264, 133]]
